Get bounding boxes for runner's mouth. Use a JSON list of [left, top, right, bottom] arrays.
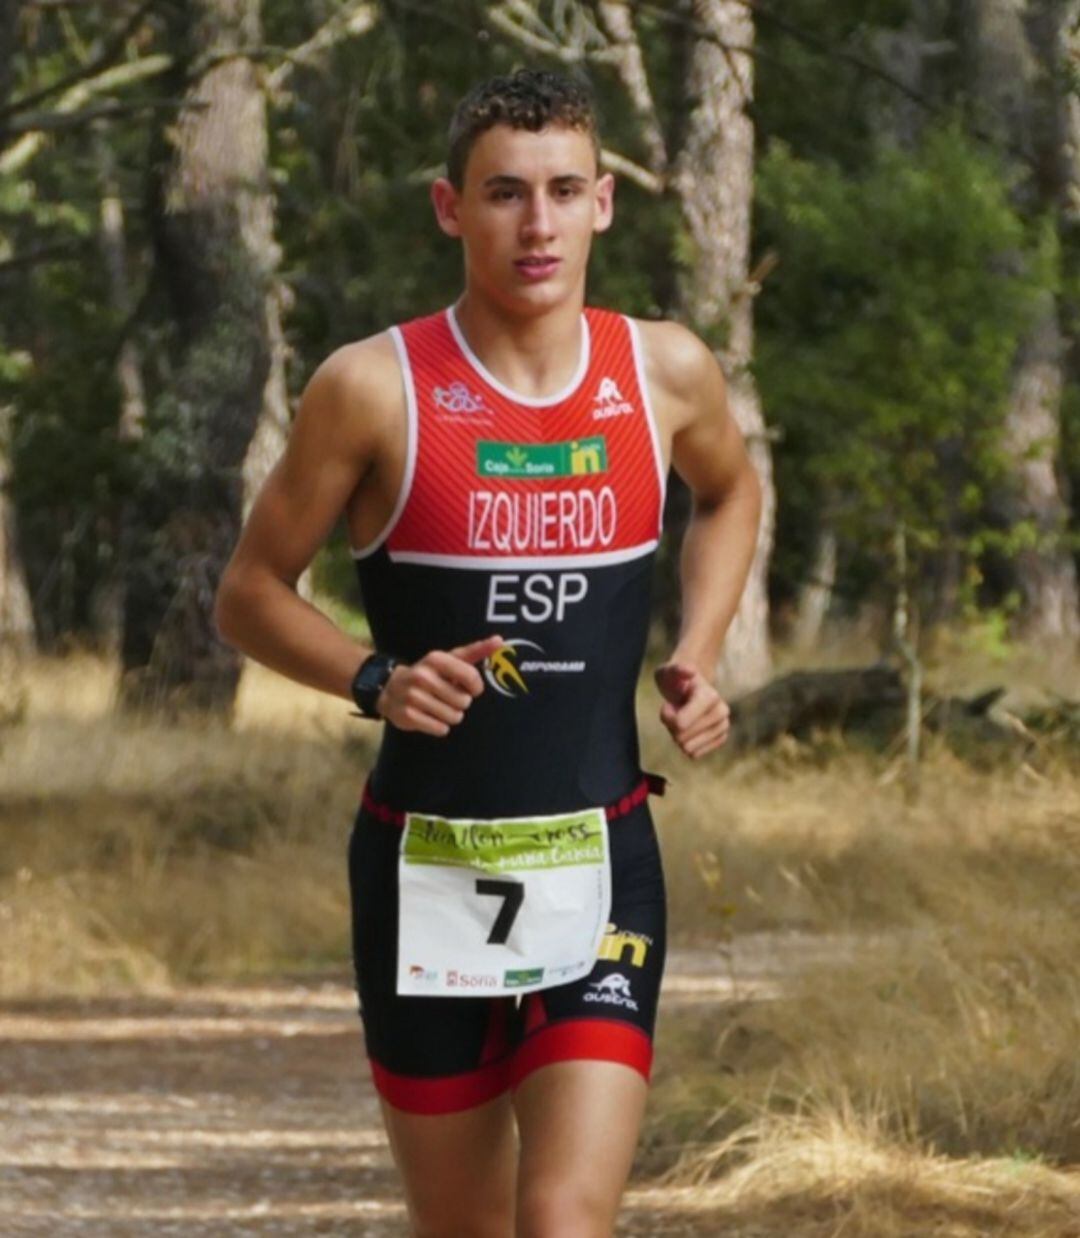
[[515, 256, 561, 280]]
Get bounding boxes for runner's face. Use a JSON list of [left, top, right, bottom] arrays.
[[432, 123, 614, 314]]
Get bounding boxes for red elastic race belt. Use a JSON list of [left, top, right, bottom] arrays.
[[360, 772, 667, 828]]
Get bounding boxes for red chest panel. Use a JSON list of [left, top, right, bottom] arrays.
[[364, 307, 665, 569]]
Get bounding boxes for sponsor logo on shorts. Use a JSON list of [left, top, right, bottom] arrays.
[[476, 437, 607, 479], [597, 923, 653, 969], [584, 972, 639, 1011], [433, 380, 490, 415], [446, 969, 499, 990], [592, 376, 634, 420], [483, 640, 586, 698], [504, 967, 545, 988]]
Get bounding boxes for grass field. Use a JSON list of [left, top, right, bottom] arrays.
[[2, 647, 1079, 1235]]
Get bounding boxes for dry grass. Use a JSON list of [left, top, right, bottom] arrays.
[[633, 665, 1080, 1232], [1, 653, 375, 993], [3, 646, 1080, 1234], [645, 1108, 1080, 1236]]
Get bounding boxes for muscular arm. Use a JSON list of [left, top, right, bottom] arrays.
[[214, 336, 397, 702], [214, 334, 500, 732], [640, 321, 762, 756]]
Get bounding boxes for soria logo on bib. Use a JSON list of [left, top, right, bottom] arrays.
[[483, 639, 585, 698], [477, 437, 607, 478], [592, 376, 634, 419]]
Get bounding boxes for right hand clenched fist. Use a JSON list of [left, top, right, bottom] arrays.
[[376, 635, 503, 736]]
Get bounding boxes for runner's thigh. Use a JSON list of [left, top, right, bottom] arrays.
[[513, 1060, 648, 1238], [509, 801, 666, 1236], [380, 1093, 517, 1238], [348, 807, 519, 1236]]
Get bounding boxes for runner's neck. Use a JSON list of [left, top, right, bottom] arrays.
[[452, 293, 586, 402]]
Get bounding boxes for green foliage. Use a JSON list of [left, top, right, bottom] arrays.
[[5, 0, 1080, 654], [756, 123, 1046, 610]]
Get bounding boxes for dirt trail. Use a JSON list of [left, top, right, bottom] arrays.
[[0, 936, 859, 1237]]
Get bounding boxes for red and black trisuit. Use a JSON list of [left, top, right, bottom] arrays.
[[348, 304, 669, 1115]]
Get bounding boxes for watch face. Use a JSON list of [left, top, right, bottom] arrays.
[[353, 655, 394, 716], [357, 660, 387, 692]]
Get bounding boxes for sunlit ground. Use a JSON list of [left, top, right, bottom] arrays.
[[3, 644, 1079, 1235]]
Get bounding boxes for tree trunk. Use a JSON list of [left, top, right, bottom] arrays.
[[962, 0, 1080, 641], [1001, 289, 1080, 638], [0, 405, 35, 655], [121, 0, 276, 712], [793, 527, 837, 652], [672, 0, 774, 695], [240, 280, 315, 600], [0, 0, 36, 711], [90, 127, 146, 652]]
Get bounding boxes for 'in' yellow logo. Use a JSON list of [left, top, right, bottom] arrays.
[[569, 440, 604, 474]]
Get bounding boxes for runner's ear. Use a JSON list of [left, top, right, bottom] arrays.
[[592, 171, 615, 235], [432, 177, 463, 238]]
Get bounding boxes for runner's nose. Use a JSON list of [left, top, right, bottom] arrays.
[[521, 189, 555, 241]]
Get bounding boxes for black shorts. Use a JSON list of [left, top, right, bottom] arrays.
[[347, 789, 667, 1115]]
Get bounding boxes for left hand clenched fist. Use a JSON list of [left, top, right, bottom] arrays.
[[654, 661, 731, 759]]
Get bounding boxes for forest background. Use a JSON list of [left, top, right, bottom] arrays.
[[4, 0, 1080, 695], [2, 3, 1080, 1236]]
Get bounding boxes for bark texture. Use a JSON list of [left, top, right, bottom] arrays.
[[121, 0, 277, 710], [962, 0, 1080, 640], [793, 528, 837, 651], [0, 0, 36, 694], [673, 0, 774, 694]]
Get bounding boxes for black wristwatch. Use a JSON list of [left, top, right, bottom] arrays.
[[350, 652, 399, 719]]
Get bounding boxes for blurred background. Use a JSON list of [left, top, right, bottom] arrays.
[[1, 2, 1079, 1235]]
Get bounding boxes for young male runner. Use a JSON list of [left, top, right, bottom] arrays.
[[215, 69, 760, 1238]]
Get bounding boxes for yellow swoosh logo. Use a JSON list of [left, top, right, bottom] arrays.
[[489, 647, 528, 695]]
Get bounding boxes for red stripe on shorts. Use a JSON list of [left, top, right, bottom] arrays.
[[369, 1056, 510, 1115], [509, 1018, 653, 1088]]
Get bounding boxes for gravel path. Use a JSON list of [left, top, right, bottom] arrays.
[[0, 937, 860, 1236]]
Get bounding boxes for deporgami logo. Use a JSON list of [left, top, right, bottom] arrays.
[[482, 640, 585, 698]]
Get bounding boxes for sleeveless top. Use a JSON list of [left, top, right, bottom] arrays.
[[352, 305, 667, 819]]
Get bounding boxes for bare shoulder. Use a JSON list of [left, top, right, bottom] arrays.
[[295, 329, 403, 455], [631, 318, 726, 435]]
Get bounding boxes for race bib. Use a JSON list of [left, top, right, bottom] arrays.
[[396, 806, 611, 997]]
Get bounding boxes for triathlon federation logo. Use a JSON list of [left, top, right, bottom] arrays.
[[433, 380, 490, 415], [483, 639, 585, 698], [592, 376, 634, 419], [584, 972, 639, 1010]]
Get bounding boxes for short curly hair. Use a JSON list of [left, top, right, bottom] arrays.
[[447, 69, 601, 189]]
